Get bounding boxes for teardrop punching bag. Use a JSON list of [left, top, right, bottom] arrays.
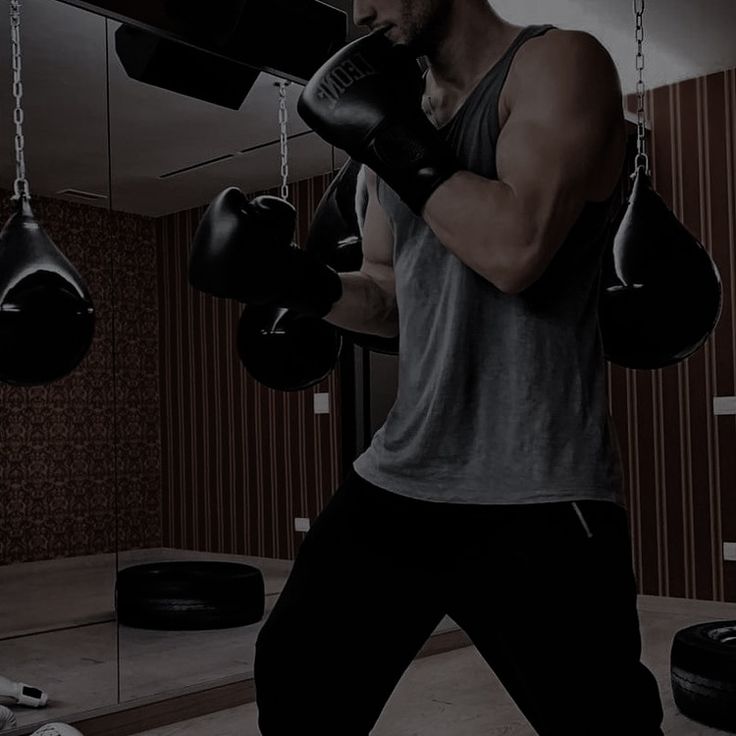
[[1, 0, 95, 385], [0, 199, 96, 385], [305, 158, 399, 356], [237, 304, 342, 392], [598, 166, 722, 370]]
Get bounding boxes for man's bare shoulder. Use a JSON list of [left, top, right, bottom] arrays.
[[522, 28, 615, 70], [502, 28, 620, 118]]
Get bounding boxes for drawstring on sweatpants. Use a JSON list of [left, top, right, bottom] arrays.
[[572, 502, 594, 539]]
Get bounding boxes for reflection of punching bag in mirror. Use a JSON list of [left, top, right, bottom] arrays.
[[0, 0, 95, 386], [0, 201, 96, 385]]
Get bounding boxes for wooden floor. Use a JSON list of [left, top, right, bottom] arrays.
[[134, 599, 736, 736], [2, 551, 736, 735], [0, 548, 460, 732]]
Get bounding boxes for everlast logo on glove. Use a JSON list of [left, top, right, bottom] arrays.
[[315, 56, 376, 107], [298, 29, 461, 214]]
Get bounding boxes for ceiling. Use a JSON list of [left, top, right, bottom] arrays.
[[0, 0, 734, 218]]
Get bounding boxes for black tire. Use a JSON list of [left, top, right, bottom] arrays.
[[116, 561, 265, 631], [671, 620, 736, 733]]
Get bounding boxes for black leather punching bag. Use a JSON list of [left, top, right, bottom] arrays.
[[305, 158, 399, 356], [599, 167, 722, 370], [237, 305, 342, 392], [0, 199, 96, 385]]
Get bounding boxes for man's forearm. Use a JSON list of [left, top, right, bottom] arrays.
[[324, 272, 399, 339], [423, 171, 535, 295]]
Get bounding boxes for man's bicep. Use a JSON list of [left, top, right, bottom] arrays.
[[495, 31, 624, 257]]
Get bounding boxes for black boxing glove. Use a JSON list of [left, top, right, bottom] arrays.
[[189, 188, 343, 318], [298, 30, 460, 215]]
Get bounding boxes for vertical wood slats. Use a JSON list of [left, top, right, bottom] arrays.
[[615, 69, 736, 601], [158, 173, 343, 560]]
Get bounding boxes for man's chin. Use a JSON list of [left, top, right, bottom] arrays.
[[384, 26, 406, 45], [380, 25, 424, 57]]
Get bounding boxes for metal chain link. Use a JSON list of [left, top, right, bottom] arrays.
[[277, 80, 290, 201], [10, 0, 31, 201], [634, 0, 649, 173]]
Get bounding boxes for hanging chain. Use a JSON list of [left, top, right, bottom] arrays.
[[634, 0, 649, 173], [10, 0, 30, 201], [277, 80, 290, 201]]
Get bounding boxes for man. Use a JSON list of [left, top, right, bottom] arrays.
[[252, 1, 665, 733]]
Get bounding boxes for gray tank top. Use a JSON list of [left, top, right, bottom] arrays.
[[353, 25, 626, 507]]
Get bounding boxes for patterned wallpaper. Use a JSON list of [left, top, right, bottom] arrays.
[[0, 193, 161, 564]]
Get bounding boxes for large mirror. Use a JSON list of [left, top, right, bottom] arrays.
[[0, 0, 119, 730], [0, 0, 349, 730]]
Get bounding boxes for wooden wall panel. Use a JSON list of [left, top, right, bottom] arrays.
[[616, 68, 736, 601], [157, 173, 345, 560]]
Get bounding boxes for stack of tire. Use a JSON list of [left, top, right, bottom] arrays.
[[116, 561, 265, 631], [671, 620, 736, 732]]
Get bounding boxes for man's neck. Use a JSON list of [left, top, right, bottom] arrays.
[[425, 5, 521, 99]]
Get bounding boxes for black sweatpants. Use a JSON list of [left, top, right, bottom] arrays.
[[254, 468, 664, 735]]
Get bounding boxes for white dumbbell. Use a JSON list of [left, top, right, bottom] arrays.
[[0, 675, 48, 708]]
